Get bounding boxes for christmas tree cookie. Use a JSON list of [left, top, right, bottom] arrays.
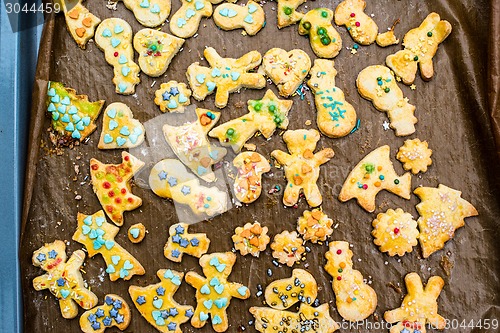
[[264, 269, 317, 310], [372, 208, 419, 256], [79, 294, 131, 333], [277, 0, 305, 28], [98, 102, 145, 149], [231, 152, 270, 203], [296, 208, 333, 243], [298, 8, 342, 58], [62, 0, 101, 49], [334, 0, 378, 45], [164, 223, 210, 262]]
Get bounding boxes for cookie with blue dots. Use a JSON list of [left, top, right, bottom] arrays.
[[98, 102, 145, 149], [164, 223, 210, 262], [79, 294, 131, 333]]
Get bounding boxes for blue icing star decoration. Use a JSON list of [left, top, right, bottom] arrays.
[[36, 253, 46, 262], [88, 313, 97, 323], [158, 170, 168, 180], [171, 249, 181, 258], [167, 322, 177, 330], [115, 314, 124, 324], [103, 317, 112, 326], [170, 87, 179, 96], [95, 308, 105, 318], [167, 177, 178, 187], [105, 296, 114, 305], [110, 308, 118, 318], [56, 278, 66, 287], [136, 296, 146, 305], [175, 225, 185, 234], [181, 185, 191, 195], [185, 308, 194, 318], [91, 322, 101, 330], [156, 286, 166, 296], [162, 91, 172, 101], [179, 238, 189, 248], [172, 234, 181, 244], [191, 238, 200, 247]]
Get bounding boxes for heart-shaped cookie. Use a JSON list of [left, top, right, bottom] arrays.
[[98, 102, 145, 149], [262, 48, 311, 97]]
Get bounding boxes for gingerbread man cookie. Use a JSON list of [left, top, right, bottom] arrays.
[[325, 241, 377, 322], [79, 294, 131, 333], [73, 211, 145, 281], [169, 0, 213, 38], [98, 102, 145, 149], [386, 12, 452, 85], [154, 81, 192, 113], [298, 8, 342, 58], [307, 59, 357, 137], [186, 47, 266, 108], [384, 273, 446, 333], [62, 0, 100, 49], [32, 240, 98, 319], [357, 65, 417, 136], [129, 269, 194, 333], [296, 208, 333, 243], [264, 269, 317, 310], [209, 89, 292, 153], [46, 81, 104, 141], [277, 0, 305, 28], [90, 151, 144, 226], [213, 1, 265, 36], [372, 208, 419, 256], [231, 152, 270, 204], [185, 252, 250, 332], [118, 0, 171, 27], [339, 145, 411, 213], [270, 230, 305, 267], [95, 18, 141, 95], [396, 138, 433, 174], [133, 29, 185, 77], [164, 223, 210, 262], [262, 48, 311, 97], [232, 222, 270, 257], [149, 159, 229, 217], [334, 0, 378, 45], [271, 129, 334, 207], [414, 184, 478, 258]]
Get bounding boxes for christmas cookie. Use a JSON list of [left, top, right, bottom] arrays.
[[98, 102, 145, 149], [209, 89, 292, 153], [62, 0, 100, 49], [95, 18, 140, 95], [129, 269, 194, 333], [384, 273, 446, 332], [213, 1, 265, 36], [324, 241, 377, 322], [372, 208, 419, 256], [277, 0, 305, 28], [128, 223, 146, 243], [154, 81, 192, 113], [334, 0, 378, 45], [79, 295, 131, 333], [231, 152, 270, 203], [296, 208, 333, 243], [133, 29, 185, 77], [169, 0, 213, 38], [164, 223, 210, 262], [232, 222, 270, 257], [307, 59, 357, 138], [90, 151, 144, 226], [185, 252, 250, 332], [271, 129, 334, 207], [270, 230, 305, 267], [163, 108, 227, 182], [386, 12, 452, 85], [149, 159, 229, 217], [376, 20, 400, 47], [32, 240, 98, 319], [262, 48, 311, 97], [414, 184, 478, 258], [118, 0, 170, 27], [73, 211, 146, 281], [298, 9, 342, 58], [396, 138, 433, 174], [356, 65, 417, 136], [264, 269, 317, 310], [186, 47, 266, 108], [338, 145, 411, 213], [46, 81, 104, 141]]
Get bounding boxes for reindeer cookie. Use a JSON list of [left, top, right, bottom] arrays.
[[79, 295, 131, 333], [118, 0, 171, 27], [164, 223, 210, 262], [325, 241, 377, 322], [334, 0, 378, 45], [169, 0, 213, 38], [209, 90, 292, 153], [32, 240, 98, 319], [277, 0, 305, 28], [298, 8, 342, 58], [296, 208, 333, 243], [95, 18, 140, 95], [98, 103, 145, 149], [213, 1, 265, 36], [186, 47, 266, 108], [154, 81, 192, 113], [307, 59, 357, 137], [133, 29, 185, 77], [386, 12, 452, 85], [231, 152, 270, 204], [62, 0, 100, 49], [357, 65, 417, 136], [232, 222, 270, 257], [271, 129, 334, 207], [264, 269, 317, 310]]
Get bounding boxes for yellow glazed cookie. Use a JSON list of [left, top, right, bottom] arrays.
[[264, 269, 317, 310], [73, 211, 146, 281], [325, 241, 377, 322], [271, 129, 334, 207], [298, 8, 342, 58], [232, 152, 270, 204], [386, 12, 452, 85], [186, 47, 266, 108], [79, 294, 131, 333], [62, 0, 100, 49], [372, 208, 419, 256], [232, 222, 270, 257], [118, 0, 171, 27], [98, 102, 145, 149], [334, 0, 378, 45], [277, 0, 305, 28], [307, 59, 357, 138], [270, 230, 305, 267], [296, 208, 333, 243], [154, 81, 192, 113], [164, 223, 210, 262], [32, 240, 98, 319], [213, 1, 265, 36], [396, 138, 433, 174], [128, 223, 146, 243]]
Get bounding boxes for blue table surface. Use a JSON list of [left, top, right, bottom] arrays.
[[0, 5, 42, 333]]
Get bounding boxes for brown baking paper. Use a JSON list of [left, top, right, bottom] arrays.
[[21, 0, 500, 332]]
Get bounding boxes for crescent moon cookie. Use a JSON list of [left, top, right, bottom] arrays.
[[186, 47, 266, 108], [372, 208, 419, 256], [356, 65, 417, 136], [307, 59, 357, 138], [264, 269, 317, 310], [325, 241, 377, 322], [118, 0, 171, 27], [271, 129, 334, 207], [32, 240, 98, 319], [79, 294, 131, 333], [133, 29, 185, 77], [396, 138, 433, 174], [164, 223, 210, 262], [154, 81, 192, 113], [338, 145, 411, 213], [62, 0, 101, 49], [270, 230, 305, 267], [277, 0, 306, 29], [213, 1, 265, 36], [298, 8, 342, 58], [95, 18, 141, 95], [334, 0, 378, 45], [232, 222, 270, 257], [386, 12, 452, 85], [296, 208, 333, 243], [98, 102, 145, 149]]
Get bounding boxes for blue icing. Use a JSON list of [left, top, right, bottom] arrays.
[[244, 14, 254, 24], [103, 134, 113, 144], [248, 3, 257, 13], [111, 38, 121, 48], [52, 112, 59, 121], [140, 0, 150, 7], [72, 130, 81, 139], [237, 286, 248, 296], [65, 122, 75, 132], [118, 55, 128, 64], [47, 103, 56, 112], [101, 28, 112, 37], [120, 126, 130, 136], [118, 83, 127, 93], [72, 114, 81, 122], [150, 4, 160, 13], [109, 119, 118, 130], [51, 94, 60, 103], [114, 25, 124, 34], [211, 68, 221, 77], [61, 114, 70, 123], [214, 297, 228, 309], [106, 108, 116, 118], [212, 315, 222, 325], [116, 137, 127, 146], [219, 8, 229, 16], [61, 96, 70, 105], [47, 87, 56, 96], [57, 105, 66, 113], [195, 0, 204, 10], [168, 99, 178, 109], [230, 72, 241, 81], [68, 106, 78, 114], [206, 81, 216, 92], [227, 8, 237, 17], [75, 121, 85, 131], [186, 8, 196, 18], [122, 66, 131, 76], [196, 74, 206, 84], [177, 17, 187, 27]]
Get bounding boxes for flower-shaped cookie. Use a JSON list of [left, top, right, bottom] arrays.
[[270, 231, 305, 267], [296, 209, 333, 243], [232, 222, 270, 257], [154, 81, 192, 113], [371, 208, 419, 256], [396, 138, 433, 174]]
